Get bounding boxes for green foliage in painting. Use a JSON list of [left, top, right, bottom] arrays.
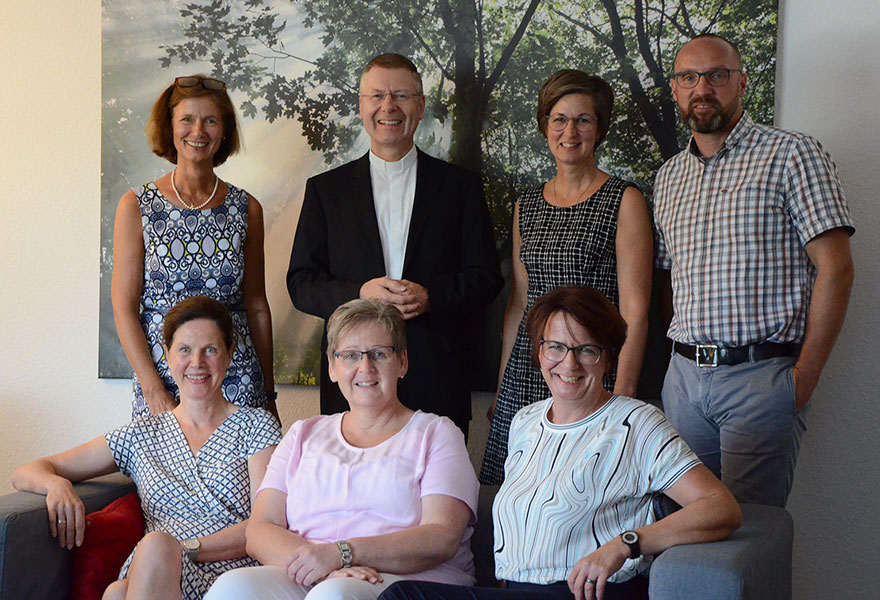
[[161, 0, 777, 240]]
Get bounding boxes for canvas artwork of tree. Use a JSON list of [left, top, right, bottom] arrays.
[[100, 0, 778, 389]]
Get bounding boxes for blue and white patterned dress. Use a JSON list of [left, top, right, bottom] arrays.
[[105, 407, 281, 599], [131, 182, 266, 418]]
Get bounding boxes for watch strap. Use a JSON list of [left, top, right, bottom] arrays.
[[621, 530, 641, 559], [336, 540, 353, 568], [182, 537, 200, 562]]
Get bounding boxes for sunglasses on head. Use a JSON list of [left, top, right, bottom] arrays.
[[174, 76, 226, 91]]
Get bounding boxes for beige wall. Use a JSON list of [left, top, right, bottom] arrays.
[[1, 1, 878, 598]]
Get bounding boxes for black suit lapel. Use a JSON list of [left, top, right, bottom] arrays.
[[349, 153, 386, 272], [404, 149, 440, 273]]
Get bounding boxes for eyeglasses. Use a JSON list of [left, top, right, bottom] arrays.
[[359, 92, 422, 105], [539, 340, 604, 366], [545, 114, 598, 132], [333, 346, 397, 366], [671, 69, 742, 89], [175, 76, 227, 91]]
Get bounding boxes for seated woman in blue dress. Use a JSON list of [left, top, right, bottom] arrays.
[[12, 296, 281, 599], [379, 286, 742, 600]]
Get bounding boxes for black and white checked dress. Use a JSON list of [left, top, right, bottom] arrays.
[[479, 177, 631, 485], [105, 407, 281, 599]]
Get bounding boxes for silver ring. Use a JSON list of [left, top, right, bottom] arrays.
[[57, 519, 66, 524], [586, 578, 596, 585]]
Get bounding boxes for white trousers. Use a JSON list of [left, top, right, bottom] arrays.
[[204, 565, 405, 600]]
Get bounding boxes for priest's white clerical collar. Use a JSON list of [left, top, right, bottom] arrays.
[[369, 145, 417, 174]]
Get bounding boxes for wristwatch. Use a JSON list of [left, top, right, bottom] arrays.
[[621, 530, 641, 559], [336, 540, 353, 568], [181, 537, 201, 562]]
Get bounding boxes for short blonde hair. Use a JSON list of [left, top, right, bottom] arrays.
[[326, 299, 407, 358], [360, 53, 423, 95]]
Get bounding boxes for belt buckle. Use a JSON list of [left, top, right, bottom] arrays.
[[695, 344, 720, 367]]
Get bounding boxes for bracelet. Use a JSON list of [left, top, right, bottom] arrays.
[[336, 540, 353, 568]]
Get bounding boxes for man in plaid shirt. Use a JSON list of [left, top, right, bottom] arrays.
[[653, 34, 854, 507]]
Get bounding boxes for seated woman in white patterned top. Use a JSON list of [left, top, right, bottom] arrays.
[[12, 296, 281, 600], [380, 286, 741, 600]]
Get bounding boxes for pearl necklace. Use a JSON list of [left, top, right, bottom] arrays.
[[171, 169, 219, 210]]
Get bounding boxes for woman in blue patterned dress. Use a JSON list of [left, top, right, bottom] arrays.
[[112, 75, 277, 420], [13, 296, 281, 599], [480, 70, 654, 485]]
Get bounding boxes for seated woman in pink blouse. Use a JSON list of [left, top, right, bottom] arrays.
[[206, 298, 479, 600]]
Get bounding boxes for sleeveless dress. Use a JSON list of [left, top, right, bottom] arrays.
[[130, 182, 266, 418], [105, 407, 282, 599], [479, 176, 633, 485]]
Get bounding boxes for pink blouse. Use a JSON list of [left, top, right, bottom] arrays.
[[258, 411, 478, 585]]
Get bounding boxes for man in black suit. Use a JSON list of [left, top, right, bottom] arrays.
[[287, 53, 503, 436]]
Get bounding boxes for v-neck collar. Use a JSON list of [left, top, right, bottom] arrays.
[[166, 408, 241, 460]]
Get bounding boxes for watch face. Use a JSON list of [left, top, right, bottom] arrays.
[[622, 531, 638, 544], [184, 538, 199, 551]]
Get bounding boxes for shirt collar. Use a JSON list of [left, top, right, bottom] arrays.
[[369, 145, 418, 174]]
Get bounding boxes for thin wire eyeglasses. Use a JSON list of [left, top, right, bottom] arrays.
[[174, 76, 226, 91], [333, 346, 397, 366], [359, 92, 423, 104], [671, 69, 742, 89], [539, 340, 604, 366], [545, 114, 598, 132]]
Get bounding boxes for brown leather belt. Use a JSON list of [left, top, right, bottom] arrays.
[[672, 341, 801, 367]]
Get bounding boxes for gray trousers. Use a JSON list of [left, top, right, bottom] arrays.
[[662, 352, 808, 507]]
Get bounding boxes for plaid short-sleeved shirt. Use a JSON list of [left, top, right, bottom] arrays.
[[654, 113, 854, 346]]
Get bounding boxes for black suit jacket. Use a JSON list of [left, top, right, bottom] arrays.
[[287, 149, 503, 431]]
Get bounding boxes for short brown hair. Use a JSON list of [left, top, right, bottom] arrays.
[[163, 295, 234, 351], [536, 70, 613, 148], [361, 53, 423, 95], [146, 75, 241, 166], [525, 286, 627, 369], [326, 298, 407, 358]]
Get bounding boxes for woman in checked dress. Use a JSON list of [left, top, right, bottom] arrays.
[[480, 70, 653, 485]]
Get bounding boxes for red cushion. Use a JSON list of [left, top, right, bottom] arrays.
[[70, 492, 145, 600]]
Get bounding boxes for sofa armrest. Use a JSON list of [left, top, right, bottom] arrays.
[[0, 472, 136, 600], [649, 503, 793, 600]]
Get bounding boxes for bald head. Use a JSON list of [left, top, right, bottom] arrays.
[[674, 34, 743, 73]]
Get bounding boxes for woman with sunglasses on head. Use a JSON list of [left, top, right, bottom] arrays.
[[204, 299, 479, 600], [13, 296, 281, 599], [112, 75, 278, 421], [480, 70, 654, 486], [379, 286, 740, 600]]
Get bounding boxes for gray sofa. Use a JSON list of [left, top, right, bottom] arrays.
[[470, 486, 793, 600], [0, 476, 792, 599], [0, 473, 135, 600]]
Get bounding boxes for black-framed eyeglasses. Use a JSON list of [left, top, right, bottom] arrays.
[[175, 76, 227, 91], [333, 346, 397, 366], [545, 114, 598, 132], [671, 69, 742, 89], [539, 340, 604, 366], [359, 92, 423, 104]]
